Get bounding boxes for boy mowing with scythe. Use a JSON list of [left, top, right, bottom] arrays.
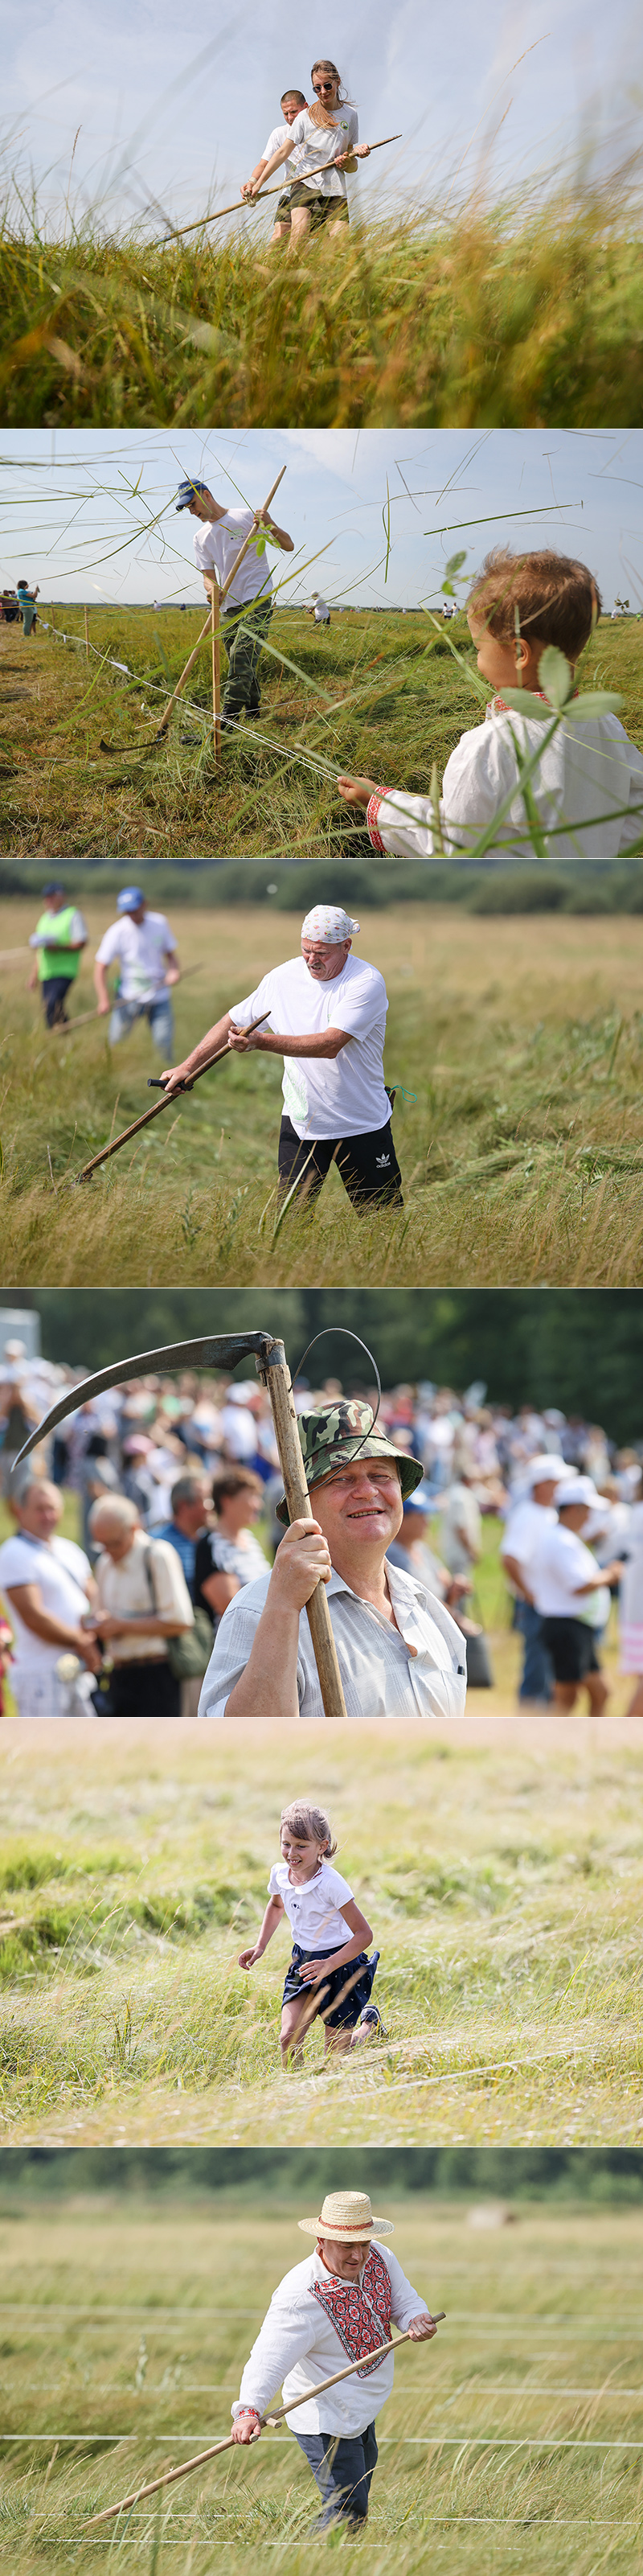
[[238, 1800, 382, 2066]]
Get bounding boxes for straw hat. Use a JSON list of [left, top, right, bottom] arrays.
[[298, 2191, 394, 2242]]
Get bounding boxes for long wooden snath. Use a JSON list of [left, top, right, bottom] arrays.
[[152, 138, 403, 246], [74, 1013, 269, 1181], [155, 464, 287, 741]]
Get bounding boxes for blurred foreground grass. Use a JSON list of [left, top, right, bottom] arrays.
[[1, 899, 643, 1284], [1, 1715, 642, 2146], [1, 2193, 643, 2571]]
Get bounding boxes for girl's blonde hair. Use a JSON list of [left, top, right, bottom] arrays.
[[281, 1801, 338, 1857], [309, 60, 354, 128]]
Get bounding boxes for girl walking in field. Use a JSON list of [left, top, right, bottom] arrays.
[[238, 1800, 381, 2066], [243, 62, 371, 252]]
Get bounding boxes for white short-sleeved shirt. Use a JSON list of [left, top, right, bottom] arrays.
[[262, 121, 305, 170], [0, 1533, 92, 1670], [286, 108, 358, 197], [199, 1559, 468, 1719], [367, 705, 643, 860], [192, 508, 272, 610], [95, 911, 177, 1004], [501, 1497, 556, 1578], [530, 1522, 611, 1626], [229, 952, 391, 1140], [268, 1857, 354, 1950]]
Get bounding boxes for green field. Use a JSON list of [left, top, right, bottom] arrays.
[[2, 606, 643, 859], [2, 1712, 643, 2148], [1, 2183, 643, 2573], [1, 897, 643, 1284], [2, 184, 642, 433]]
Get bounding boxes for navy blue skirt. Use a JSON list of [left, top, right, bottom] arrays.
[[282, 1944, 379, 2031]]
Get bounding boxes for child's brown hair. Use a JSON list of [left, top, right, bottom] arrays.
[[467, 547, 601, 661], [281, 1801, 338, 1857]]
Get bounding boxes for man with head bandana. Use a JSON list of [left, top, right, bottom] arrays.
[[160, 906, 403, 1210]]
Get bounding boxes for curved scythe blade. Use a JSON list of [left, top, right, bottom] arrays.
[[14, 1332, 280, 1471]]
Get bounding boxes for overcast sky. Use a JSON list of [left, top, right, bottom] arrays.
[[2, 0, 641, 235], [1, 429, 641, 613]]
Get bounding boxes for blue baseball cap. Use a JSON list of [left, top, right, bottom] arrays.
[[175, 479, 208, 511], [42, 880, 66, 896], [117, 886, 145, 914]]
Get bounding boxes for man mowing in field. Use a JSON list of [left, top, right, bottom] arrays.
[[160, 904, 403, 1213], [199, 1398, 468, 1716], [338, 550, 643, 857], [240, 88, 309, 244], [242, 60, 371, 253], [175, 475, 293, 726], [94, 888, 181, 1056], [230, 2188, 436, 2531], [27, 880, 88, 1027]]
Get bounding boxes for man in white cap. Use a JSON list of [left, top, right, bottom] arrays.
[[161, 906, 403, 1210], [93, 888, 181, 1056], [175, 475, 293, 727], [230, 2188, 437, 2531], [501, 1454, 574, 1708], [527, 1477, 625, 1711]]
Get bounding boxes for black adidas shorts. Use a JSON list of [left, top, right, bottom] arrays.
[[277, 1115, 403, 1210]]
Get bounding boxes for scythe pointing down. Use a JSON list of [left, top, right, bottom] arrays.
[[15, 1330, 348, 1717]]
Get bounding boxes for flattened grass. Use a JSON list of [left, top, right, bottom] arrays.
[[1, 899, 643, 1284]]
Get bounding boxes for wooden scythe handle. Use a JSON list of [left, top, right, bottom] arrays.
[[262, 1347, 347, 1719]]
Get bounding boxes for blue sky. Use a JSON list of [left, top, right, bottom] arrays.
[[2, 0, 641, 236], [1, 429, 641, 612]]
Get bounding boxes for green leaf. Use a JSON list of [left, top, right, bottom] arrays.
[[559, 691, 624, 721], [537, 646, 573, 709]]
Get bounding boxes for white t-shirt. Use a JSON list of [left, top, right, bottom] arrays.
[[230, 952, 391, 1140], [95, 911, 177, 1004], [192, 508, 272, 610], [262, 121, 305, 170], [367, 705, 643, 861], [501, 1497, 556, 1583], [530, 1522, 611, 1627], [286, 108, 358, 197], [313, 596, 330, 622], [268, 1856, 354, 1950], [0, 1532, 92, 1670]]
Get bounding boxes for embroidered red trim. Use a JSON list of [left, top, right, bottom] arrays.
[[490, 688, 580, 715], [309, 2244, 392, 2376], [366, 792, 386, 853]]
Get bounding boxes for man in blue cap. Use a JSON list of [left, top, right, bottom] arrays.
[[28, 881, 88, 1027], [175, 475, 293, 728], [93, 889, 181, 1055]]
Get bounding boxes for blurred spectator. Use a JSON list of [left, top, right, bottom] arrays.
[[88, 1496, 194, 1717], [500, 1455, 571, 1707], [194, 1467, 268, 1641], [0, 1480, 100, 1715]]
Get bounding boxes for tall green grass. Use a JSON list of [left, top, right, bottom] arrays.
[[2, 182, 643, 427]]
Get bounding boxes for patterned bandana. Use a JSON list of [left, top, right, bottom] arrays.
[[301, 906, 360, 943], [309, 2245, 392, 2376]]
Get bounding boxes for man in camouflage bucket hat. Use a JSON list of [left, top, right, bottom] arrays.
[[199, 1398, 467, 1719]]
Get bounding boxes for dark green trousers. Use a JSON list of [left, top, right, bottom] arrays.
[[222, 594, 272, 717]]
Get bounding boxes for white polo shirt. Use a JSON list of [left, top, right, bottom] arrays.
[[229, 952, 391, 1140], [268, 1858, 354, 1951], [192, 508, 272, 610]]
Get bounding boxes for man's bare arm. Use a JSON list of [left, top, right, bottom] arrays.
[[228, 1027, 350, 1060]]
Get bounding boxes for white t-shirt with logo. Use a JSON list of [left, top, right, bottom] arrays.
[[287, 108, 358, 197], [530, 1522, 610, 1627], [95, 911, 177, 1005], [0, 1532, 92, 1671], [192, 509, 272, 610], [230, 953, 391, 1139], [268, 1857, 354, 1950]]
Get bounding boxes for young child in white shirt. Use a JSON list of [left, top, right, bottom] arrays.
[[238, 1801, 380, 2066], [338, 548, 643, 859]]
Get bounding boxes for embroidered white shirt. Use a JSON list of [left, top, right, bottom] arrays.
[[234, 2246, 428, 2434]]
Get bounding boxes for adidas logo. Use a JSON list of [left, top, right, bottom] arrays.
[[375, 1153, 391, 1168]]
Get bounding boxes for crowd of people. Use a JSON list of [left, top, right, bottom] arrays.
[[0, 1332, 641, 1717]]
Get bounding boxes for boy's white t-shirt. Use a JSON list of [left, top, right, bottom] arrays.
[[530, 1522, 611, 1627], [192, 509, 272, 610], [0, 1533, 92, 1670], [268, 1857, 354, 1949], [263, 121, 305, 171], [229, 952, 391, 1139], [286, 108, 358, 197], [367, 704, 643, 861], [95, 911, 177, 1004]]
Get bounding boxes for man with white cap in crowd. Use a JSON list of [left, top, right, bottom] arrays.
[[199, 1397, 468, 1716], [501, 1453, 574, 1708], [527, 1477, 625, 1712], [161, 905, 403, 1211], [230, 2187, 437, 2532], [93, 888, 181, 1056], [175, 475, 293, 728]]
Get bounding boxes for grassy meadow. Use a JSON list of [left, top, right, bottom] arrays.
[[2, 607, 643, 859], [2, 2188, 643, 2574], [2, 183, 643, 431], [1, 897, 643, 1284], [2, 1715, 643, 2147]]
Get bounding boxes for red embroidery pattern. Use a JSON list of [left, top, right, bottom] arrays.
[[309, 2244, 392, 2377], [490, 688, 580, 715], [366, 792, 386, 853]]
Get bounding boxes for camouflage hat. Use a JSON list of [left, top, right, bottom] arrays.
[[275, 1399, 424, 1523]]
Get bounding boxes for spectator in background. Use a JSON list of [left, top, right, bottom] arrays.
[[16, 577, 39, 636], [0, 1352, 43, 1498], [0, 1617, 15, 1715], [620, 1498, 643, 1715], [0, 1480, 100, 1715], [387, 1486, 468, 1613], [194, 1467, 268, 1640], [27, 881, 88, 1029], [501, 1455, 572, 1707], [529, 1478, 625, 1713], [88, 1495, 195, 1716], [93, 888, 181, 1057], [153, 1475, 211, 1594], [438, 1452, 482, 1610]]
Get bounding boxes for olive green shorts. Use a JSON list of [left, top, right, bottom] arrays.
[[276, 184, 350, 232]]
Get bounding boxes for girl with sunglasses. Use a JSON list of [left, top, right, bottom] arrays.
[[243, 60, 370, 249]]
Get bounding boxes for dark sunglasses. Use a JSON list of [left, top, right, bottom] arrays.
[[313, 79, 335, 91]]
